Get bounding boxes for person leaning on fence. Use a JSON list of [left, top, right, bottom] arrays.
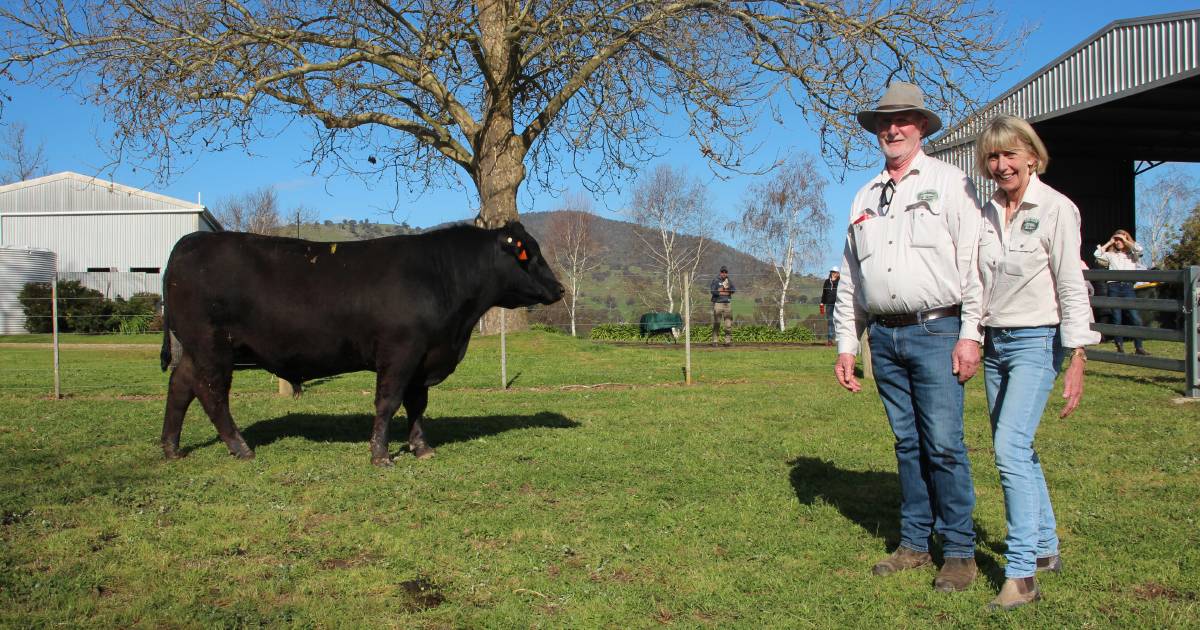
[[974, 115, 1102, 612], [820, 266, 840, 346], [832, 81, 983, 593], [710, 265, 735, 346], [1094, 229, 1149, 355]]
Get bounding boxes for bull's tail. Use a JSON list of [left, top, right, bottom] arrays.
[[160, 311, 172, 372]]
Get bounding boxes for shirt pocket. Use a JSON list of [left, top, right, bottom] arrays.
[[1003, 238, 1041, 276], [978, 225, 1002, 271], [908, 203, 943, 248], [852, 217, 885, 262]]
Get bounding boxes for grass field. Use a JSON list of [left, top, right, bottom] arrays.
[[1, 333, 1198, 627]]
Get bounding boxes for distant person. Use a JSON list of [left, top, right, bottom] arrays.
[[833, 81, 983, 593], [1094, 229, 1148, 355], [975, 114, 1101, 611], [710, 265, 735, 346], [820, 266, 840, 346]]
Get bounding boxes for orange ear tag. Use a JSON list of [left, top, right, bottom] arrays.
[[518, 249, 529, 261]]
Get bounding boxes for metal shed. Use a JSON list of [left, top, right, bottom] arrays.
[[0, 172, 222, 301], [927, 9, 1200, 253]]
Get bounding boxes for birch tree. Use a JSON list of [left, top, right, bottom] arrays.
[[1137, 165, 1200, 268], [545, 194, 603, 336], [627, 164, 711, 314], [730, 155, 829, 330]]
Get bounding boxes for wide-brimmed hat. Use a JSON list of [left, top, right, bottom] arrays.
[[857, 82, 942, 135]]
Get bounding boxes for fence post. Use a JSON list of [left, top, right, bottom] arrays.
[[51, 266, 61, 399], [500, 308, 508, 389], [1187, 266, 1199, 398], [683, 272, 692, 385]]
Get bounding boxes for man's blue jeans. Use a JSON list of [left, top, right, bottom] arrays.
[[984, 326, 1063, 578], [868, 315, 976, 558], [825, 305, 836, 342]]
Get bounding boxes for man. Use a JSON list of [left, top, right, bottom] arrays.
[[820, 266, 840, 346], [832, 82, 983, 592], [710, 265, 735, 346]]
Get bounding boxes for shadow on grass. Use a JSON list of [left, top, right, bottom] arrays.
[[788, 456, 1006, 589], [181, 411, 579, 456], [1087, 369, 1186, 396]]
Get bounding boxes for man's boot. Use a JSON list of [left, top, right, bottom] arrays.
[[934, 557, 977, 592]]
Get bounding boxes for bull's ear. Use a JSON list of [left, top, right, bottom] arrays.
[[501, 234, 530, 262]]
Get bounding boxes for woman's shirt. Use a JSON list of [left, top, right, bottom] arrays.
[[978, 174, 1101, 349], [1093, 241, 1145, 271]]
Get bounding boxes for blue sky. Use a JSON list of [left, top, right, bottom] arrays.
[[2, 2, 1197, 271]]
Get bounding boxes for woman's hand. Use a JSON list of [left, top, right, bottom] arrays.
[[1060, 351, 1086, 418]]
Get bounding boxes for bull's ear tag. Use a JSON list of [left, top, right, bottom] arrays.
[[518, 248, 529, 261]]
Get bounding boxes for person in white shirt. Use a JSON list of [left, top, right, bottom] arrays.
[[832, 82, 982, 593], [1094, 229, 1148, 354], [975, 114, 1101, 611]]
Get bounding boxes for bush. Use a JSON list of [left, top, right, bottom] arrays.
[[588, 322, 814, 343], [18, 281, 161, 334], [529, 323, 566, 335]]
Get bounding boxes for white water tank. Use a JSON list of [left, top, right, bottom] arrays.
[[0, 247, 57, 335]]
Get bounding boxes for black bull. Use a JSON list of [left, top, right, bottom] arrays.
[[159, 222, 564, 465]]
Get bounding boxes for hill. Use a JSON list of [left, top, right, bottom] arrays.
[[280, 212, 826, 332]]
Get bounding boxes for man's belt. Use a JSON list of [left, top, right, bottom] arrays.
[[872, 304, 961, 328]]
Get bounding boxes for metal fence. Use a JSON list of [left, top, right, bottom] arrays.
[[1085, 267, 1199, 397]]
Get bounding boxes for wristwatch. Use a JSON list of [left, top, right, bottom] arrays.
[[1070, 347, 1087, 362]]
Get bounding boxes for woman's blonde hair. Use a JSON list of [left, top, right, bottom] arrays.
[[975, 115, 1050, 179]]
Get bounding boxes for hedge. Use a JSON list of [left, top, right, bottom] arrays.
[[589, 322, 814, 343]]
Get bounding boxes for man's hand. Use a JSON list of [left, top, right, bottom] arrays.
[[951, 339, 980, 384], [835, 353, 861, 393], [1060, 352, 1086, 418]]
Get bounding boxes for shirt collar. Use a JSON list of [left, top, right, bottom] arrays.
[[990, 173, 1049, 212], [875, 150, 927, 188]]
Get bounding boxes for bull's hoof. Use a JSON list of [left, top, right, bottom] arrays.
[[162, 446, 184, 460], [412, 444, 436, 460], [372, 455, 395, 467], [232, 449, 256, 460]]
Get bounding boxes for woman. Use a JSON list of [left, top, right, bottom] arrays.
[[1094, 229, 1148, 354], [975, 115, 1100, 611]]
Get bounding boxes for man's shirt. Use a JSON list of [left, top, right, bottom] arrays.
[[834, 151, 983, 355]]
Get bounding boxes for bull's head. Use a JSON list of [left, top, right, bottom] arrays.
[[496, 222, 565, 307]]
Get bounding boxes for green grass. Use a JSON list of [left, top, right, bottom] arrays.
[[1, 334, 1198, 627]]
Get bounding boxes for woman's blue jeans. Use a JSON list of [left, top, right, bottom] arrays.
[[1107, 281, 1144, 351], [868, 315, 976, 558], [984, 326, 1064, 578]]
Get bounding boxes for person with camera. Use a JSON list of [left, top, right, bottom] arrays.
[[1094, 229, 1148, 355]]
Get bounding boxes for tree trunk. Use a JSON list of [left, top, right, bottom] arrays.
[[472, 0, 529, 335]]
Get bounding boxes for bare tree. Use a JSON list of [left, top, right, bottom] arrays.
[[730, 155, 830, 330], [545, 194, 604, 336], [214, 187, 283, 235], [0, 122, 48, 184], [627, 164, 712, 315], [1, 1, 1018, 229], [1137, 165, 1200, 269]]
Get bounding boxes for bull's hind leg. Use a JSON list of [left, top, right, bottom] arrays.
[[191, 359, 254, 460], [161, 354, 198, 459], [404, 385, 434, 460]]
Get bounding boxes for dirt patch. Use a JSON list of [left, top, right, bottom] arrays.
[[1134, 581, 1194, 602], [399, 577, 445, 611]]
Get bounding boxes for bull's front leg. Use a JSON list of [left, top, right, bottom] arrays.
[[404, 385, 434, 460], [371, 365, 415, 467]]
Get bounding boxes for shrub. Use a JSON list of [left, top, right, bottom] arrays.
[[18, 281, 161, 334], [588, 322, 814, 343], [529, 323, 566, 335], [588, 323, 642, 340]]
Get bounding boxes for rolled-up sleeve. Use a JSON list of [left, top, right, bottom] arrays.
[[948, 175, 984, 342], [834, 228, 868, 355], [1051, 202, 1101, 348]]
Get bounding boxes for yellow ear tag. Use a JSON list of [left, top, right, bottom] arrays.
[[330, 243, 337, 254]]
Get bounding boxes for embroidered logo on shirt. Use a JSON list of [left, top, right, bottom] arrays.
[[917, 190, 939, 203], [1021, 217, 1039, 233]]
